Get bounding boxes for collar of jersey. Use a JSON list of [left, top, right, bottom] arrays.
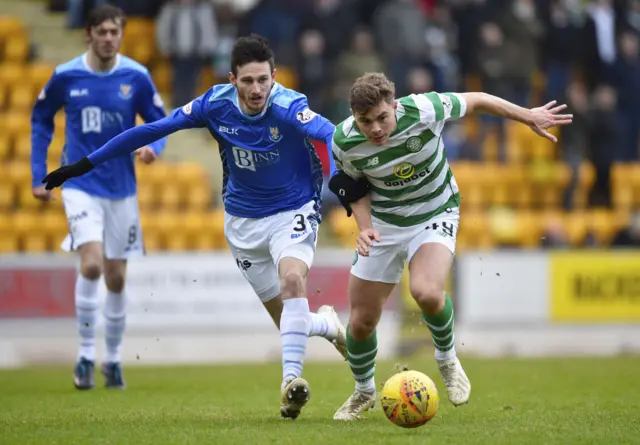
[[81, 52, 122, 76], [232, 83, 282, 121]]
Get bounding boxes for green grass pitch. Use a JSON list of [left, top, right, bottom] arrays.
[[1, 357, 639, 444]]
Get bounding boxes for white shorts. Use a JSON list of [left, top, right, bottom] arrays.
[[224, 201, 319, 303], [61, 188, 144, 260], [351, 208, 460, 284]]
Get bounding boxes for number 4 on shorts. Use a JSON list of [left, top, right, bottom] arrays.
[[426, 221, 455, 237]]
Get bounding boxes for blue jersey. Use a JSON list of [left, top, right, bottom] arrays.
[[31, 53, 167, 198], [86, 82, 337, 218]]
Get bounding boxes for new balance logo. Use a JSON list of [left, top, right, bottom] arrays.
[[219, 125, 239, 135], [365, 157, 379, 168]]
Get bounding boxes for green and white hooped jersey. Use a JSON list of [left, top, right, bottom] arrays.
[[332, 92, 466, 228]]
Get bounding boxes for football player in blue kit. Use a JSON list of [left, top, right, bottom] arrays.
[[42, 34, 347, 420], [31, 5, 167, 391]]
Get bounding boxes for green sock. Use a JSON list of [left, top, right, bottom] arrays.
[[346, 325, 377, 393], [422, 294, 456, 357]]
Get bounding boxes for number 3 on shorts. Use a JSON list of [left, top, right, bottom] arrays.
[[293, 214, 306, 233]]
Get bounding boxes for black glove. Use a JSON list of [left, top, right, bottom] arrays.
[[42, 157, 94, 190]]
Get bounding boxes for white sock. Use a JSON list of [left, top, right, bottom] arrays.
[[280, 298, 311, 386], [309, 312, 337, 339], [75, 275, 100, 361], [104, 290, 127, 363], [356, 378, 377, 394], [435, 345, 457, 361]]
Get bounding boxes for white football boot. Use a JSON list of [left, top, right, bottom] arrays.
[[280, 377, 311, 420], [333, 390, 376, 421], [437, 357, 471, 406], [317, 305, 347, 360]]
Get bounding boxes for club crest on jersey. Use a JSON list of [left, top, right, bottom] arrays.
[[269, 126, 283, 142], [406, 136, 423, 153], [118, 84, 133, 100], [394, 162, 416, 179]]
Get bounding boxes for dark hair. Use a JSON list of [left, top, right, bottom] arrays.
[[349, 72, 396, 114], [85, 4, 126, 30], [230, 34, 275, 76]]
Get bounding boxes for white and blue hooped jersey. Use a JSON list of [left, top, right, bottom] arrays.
[[31, 53, 167, 198]]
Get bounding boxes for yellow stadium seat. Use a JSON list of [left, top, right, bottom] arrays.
[[572, 163, 596, 209], [28, 63, 55, 92], [328, 207, 357, 246], [0, 183, 15, 209], [41, 211, 68, 237], [201, 209, 226, 249], [173, 162, 207, 187], [564, 211, 587, 246], [587, 209, 617, 245], [0, 16, 26, 39], [54, 112, 66, 133], [41, 195, 63, 213], [0, 134, 11, 159], [155, 211, 183, 250], [151, 63, 171, 95], [48, 136, 65, 163], [128, 42, 154, 67], [185, 186, 212, 211], [137, 183, 156, 210], [4, 36, 30, 63], [8, 85, 35, 111], [193, 232, 217, 251], [458, 210, 488, 247], [275, 65, 298, 90], [611, 163, 632, 210], [516, 210, 542, 248], [17, 187, 42, 210], [125, 18, 154, 38], [3, 111, 30, 138], [0, 63, 25, 87], [13, 134, 30, 160], [0, 216, 18, 252], [7, 161, 31, 187], [12, 211, 45, 252], [158, 184, 182, 210], [0, 85, 6, 109]]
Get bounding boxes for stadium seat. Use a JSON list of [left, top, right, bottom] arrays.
[[8, 85, 35, 111], [17, 187, 42, 210], [28, 63, 55, 92], [587, 209, 618, 245], [564, 211, 588, 246], [0, 183, 14, 209], [0, 85, 6, 110], [0, 134, 11, 159], [572, 162, 596, 209], [54, 112, 66, 132], [185, 186, 213, 211], [274, 65, 298, 90], [7, 161, 31, 187], [136, 183, 156, 210], [158, 184, 182, 211], [3, 111, 30, 139], [48, 136, 65, 163], [201, 209, 226, 249], [4, 36, 29, 63], [151, 62, 171, 95], [0, 63, 25, 88], [0, 216, 18, 253], [12, 211, 46, 252], [328, 207, 357, 247], [13, 134, 30, 160], [0, 16, 26, 39]]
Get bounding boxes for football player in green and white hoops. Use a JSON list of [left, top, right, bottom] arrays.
[[328, 72, 573, 421]]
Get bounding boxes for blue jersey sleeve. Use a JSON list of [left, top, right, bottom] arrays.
[[31, 73, 65, 186], [87, 94, 207, 166], [137, 72, 168, 155], [288, 98, 337, 176]]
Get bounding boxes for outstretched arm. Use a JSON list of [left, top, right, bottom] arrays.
[[41, 98, 207, 190], [461, 93, 573, 142]]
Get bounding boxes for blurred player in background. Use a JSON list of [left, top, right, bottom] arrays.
[[30, 5, 167, 390], [329, 73, 573, 420], [41, 34, 347, 420]]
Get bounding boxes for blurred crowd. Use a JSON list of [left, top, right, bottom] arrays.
[[57, 0, 640, 245]]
